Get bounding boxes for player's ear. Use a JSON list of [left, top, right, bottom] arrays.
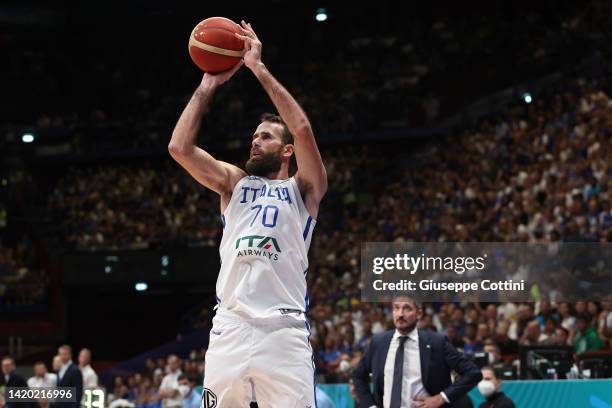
[[283, 143, 294, 158]]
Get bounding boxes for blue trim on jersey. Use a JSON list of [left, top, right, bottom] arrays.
[[303, 216, 313, 241], [304, 289, 317, 408], [220, 214, 225, 228]]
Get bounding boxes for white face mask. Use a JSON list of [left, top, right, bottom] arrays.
[[178, 385, 190, 397], [478, 380, 496, 398]]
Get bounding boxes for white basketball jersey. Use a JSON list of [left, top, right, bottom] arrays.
[[216, 175, 315, 319]]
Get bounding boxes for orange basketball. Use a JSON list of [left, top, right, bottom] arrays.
[[188, 17, 244, 74]]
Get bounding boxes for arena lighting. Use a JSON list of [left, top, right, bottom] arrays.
[[22, 133, 35, 143], [135, 282, 148, 291], [522, 92, 533, 104], [315, 8, 328, 22]]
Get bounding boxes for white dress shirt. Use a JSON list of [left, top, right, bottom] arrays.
[[80, 364, 98, 388], [58, 360, 72, 382], [382, 328, 429, 408], [27, 373, 58, 388], [160, 369, 183, 408], [379, 329, 449, 408]]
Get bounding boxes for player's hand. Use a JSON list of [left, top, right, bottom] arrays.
[[235, 20, 262, 70], [412, 394, 445, 408], [199, 60, 244, 90]]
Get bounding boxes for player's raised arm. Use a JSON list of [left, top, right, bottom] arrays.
[[236, 21, 328, 216], [168, 65, 247, 199]]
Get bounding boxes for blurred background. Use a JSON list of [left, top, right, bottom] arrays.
[[0, 0, 610, 406]]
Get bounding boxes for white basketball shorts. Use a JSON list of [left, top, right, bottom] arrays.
[[202, 310, 317, 408]]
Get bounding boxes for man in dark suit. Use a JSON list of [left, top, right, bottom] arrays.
[[352, 297, 482, 408], [2, 356, 29, 408], [53, 345, 83, 408]]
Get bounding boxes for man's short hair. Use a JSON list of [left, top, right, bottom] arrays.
[[34, 361, 46, 367], [576, 312, 592, 323], [391, 295, 421, 311], [482, 366, 499, 380], [59, 344, 72, 355], [260, 113, 293, 145], [2, 356, 15, 364]]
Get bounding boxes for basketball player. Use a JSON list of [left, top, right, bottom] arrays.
[[168, 21, 327, 408]]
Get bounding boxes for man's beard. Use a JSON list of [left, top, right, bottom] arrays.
[[245, 150, 282, 177]]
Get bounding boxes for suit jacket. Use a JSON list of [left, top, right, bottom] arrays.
[[352, 329, 482, 408], [6, 371, 31, 408], [52, 363, 83, 408]]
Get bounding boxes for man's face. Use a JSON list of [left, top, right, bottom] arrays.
[[1, 359, 13, 375], [481, 369, 500, 388], [245, 121, 292, 176], [78, 350, 90, 366], [527, 322, 540, 339], [58, 348, 70, 363], [167, 356, 180, 372], [555, 328, 568, 344], [52, 356, 62, 371], [392, 300, 420, 333], [34, 363, 46, 377]]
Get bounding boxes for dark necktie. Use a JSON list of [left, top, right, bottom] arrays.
[[390, 336, 408, 408]]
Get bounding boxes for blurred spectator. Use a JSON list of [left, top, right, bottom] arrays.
[[519, 321, 545, 347], [574, 312, 603, 354], [176, 375, 199, 408], [27, 361, 57, 388], [56, 345, 83, 408], [477, 367, 516, 408], [78, 348, 98, 389], [2, 356, 28, 408], [158, 355, 183, 408]]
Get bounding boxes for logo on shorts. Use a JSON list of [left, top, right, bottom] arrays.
[[235, 235, 281, 261], [202, 388, 217, 408]]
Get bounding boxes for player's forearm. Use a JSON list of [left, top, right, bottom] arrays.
[[252, 62, 311, 137], [168, 83, 216, 154]]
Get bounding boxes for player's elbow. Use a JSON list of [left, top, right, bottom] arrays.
[[168, 142, 190, 159], [293, 120, 313, 139]]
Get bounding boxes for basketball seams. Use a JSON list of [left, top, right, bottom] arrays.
[[194, 24, 244, 52]]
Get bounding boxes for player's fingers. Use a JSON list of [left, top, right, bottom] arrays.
[[247, 23, 258, 39], [234, 32, 252, 45], [240, 20, 256, 37]]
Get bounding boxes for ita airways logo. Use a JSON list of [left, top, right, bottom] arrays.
[[235, 235, 282, 261]]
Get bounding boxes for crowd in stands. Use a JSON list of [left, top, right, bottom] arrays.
[[0, 236, 48, 308]]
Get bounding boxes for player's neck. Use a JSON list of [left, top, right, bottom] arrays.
[[264, 166, 289, 180]]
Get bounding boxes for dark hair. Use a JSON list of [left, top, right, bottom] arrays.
[[260, 113, 293, 145], [177, 374, 188, 381], [576, 312, 591, 323], [556, 327, 569, 337], [481, 366, 499, 380]]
